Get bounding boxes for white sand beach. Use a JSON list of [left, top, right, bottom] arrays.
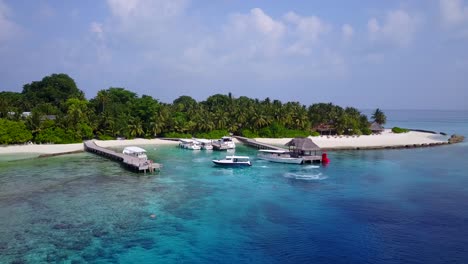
[[0, 130, 450, 155], [254, 129, 450, 149], [0, 138, 178, 155]]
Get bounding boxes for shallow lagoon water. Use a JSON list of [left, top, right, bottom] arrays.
[[1, 110, 468, 263]]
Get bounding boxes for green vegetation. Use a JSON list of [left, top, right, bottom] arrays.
[[310, 131, 321, 137], [162, 132, 192, 139], [372, 108, 387, 125], [195, 130, 230, 139], [392, 127, 409, 133], [361, 127, 372, 135], [0, 73, 381, 144], [0, 119, 32, 144]]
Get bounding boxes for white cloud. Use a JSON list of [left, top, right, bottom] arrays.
[[342, 24, 354, 40], [251, 8, 285, 38], [367, 10, 421, 47], [229, 8, 285, 39], [106, 0, 189, 34], [69, 3, 346, 89], [283, 11, 330, 55], [0, 0, 20, 42], [440, 0, 468, 25], [107, 0, 187, 21], [223, 8, 286, 58], [284, 11, 330, 42]]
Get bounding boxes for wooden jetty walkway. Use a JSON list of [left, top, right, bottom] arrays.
[[233, 136, 288, 151], [84, 141, 161, 173]]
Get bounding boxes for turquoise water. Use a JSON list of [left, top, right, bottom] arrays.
[[1, 110, 468, 263]]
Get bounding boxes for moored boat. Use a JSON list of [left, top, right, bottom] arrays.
[[193, 138, 213, 150], [179, 139, 201, 150], [257, 149, 304, 164], [122, 146, 148, 160], [212, 155, 252, 166], [212, 136, 236, 150]]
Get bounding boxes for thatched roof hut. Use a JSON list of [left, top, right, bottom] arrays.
[[315, 123, 336, 135], [285, 137, 321, 157], [370, 122, 384, 133]]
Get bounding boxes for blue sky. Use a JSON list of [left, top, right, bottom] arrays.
[[0, 0, 467, 109]]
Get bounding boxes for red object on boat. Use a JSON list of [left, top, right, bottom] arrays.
[[322, 152, 330, 164]]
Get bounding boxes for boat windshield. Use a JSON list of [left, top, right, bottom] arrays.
[[227, 156, 249, 161]]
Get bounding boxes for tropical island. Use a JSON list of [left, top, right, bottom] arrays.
[[0, 73, 455, 154]]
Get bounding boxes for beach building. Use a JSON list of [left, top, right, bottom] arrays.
[[315, 123, 336, 135], [285, 137, 322, 163], [370, 122, 384, 134]]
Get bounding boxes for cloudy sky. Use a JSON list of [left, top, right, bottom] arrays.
[[1, 0, 467, 109]]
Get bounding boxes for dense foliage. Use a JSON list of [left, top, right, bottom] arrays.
[[0, 73, 384, 144], [392, 127, 409, 133], [0, 119, 33, 144]]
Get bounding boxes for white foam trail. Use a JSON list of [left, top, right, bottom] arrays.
[[303, 165, 320, 169], [283, 172, 327, 180]]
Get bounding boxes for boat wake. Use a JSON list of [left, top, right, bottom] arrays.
[[283, 172, 327, 180], [192, 158, 209, 163], [302, 165, 320, 169]]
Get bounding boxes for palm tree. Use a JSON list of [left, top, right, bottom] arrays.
[[250, 112, 269, 131], [213, 110, 229, 130], [128, 118, 144, 138], [372, 108, 387, 125], [96, 90, 109, 113], [149, 115, 164, 137]]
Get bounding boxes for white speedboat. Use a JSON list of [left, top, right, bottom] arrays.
[[212, 156, 251, 167], [257, 149, 304, 164], [212, 136, 236, 150], [179, 139, 201, 150], [122, 146, 148, 160], [193, 138, 213, 150]]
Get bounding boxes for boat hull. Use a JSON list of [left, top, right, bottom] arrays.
[[212, 143, 235, 150], [183, 146, 201, 150], [257, 156, 304, 164], [201, 145, 213, 150], [212, 160, 252, 167], [179, 143, 201, 150]]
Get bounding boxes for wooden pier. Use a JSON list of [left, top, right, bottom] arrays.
[[84, 141, 161, 173], [233, 136, 288, 151]]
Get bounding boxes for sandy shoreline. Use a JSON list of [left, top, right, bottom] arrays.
[[0, 139, 179, 155], [254, 130, 450, 149], [0, 130, 451, 155]]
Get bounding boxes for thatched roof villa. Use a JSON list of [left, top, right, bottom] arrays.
[[315, 123, 336, 135], [370, 122, 384, 134], [285, 137, 321, 156]]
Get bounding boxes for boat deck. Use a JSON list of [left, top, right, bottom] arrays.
[[84, 141, 161, 173]]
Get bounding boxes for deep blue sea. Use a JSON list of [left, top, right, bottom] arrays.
[[1, 110, 467, 264]]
